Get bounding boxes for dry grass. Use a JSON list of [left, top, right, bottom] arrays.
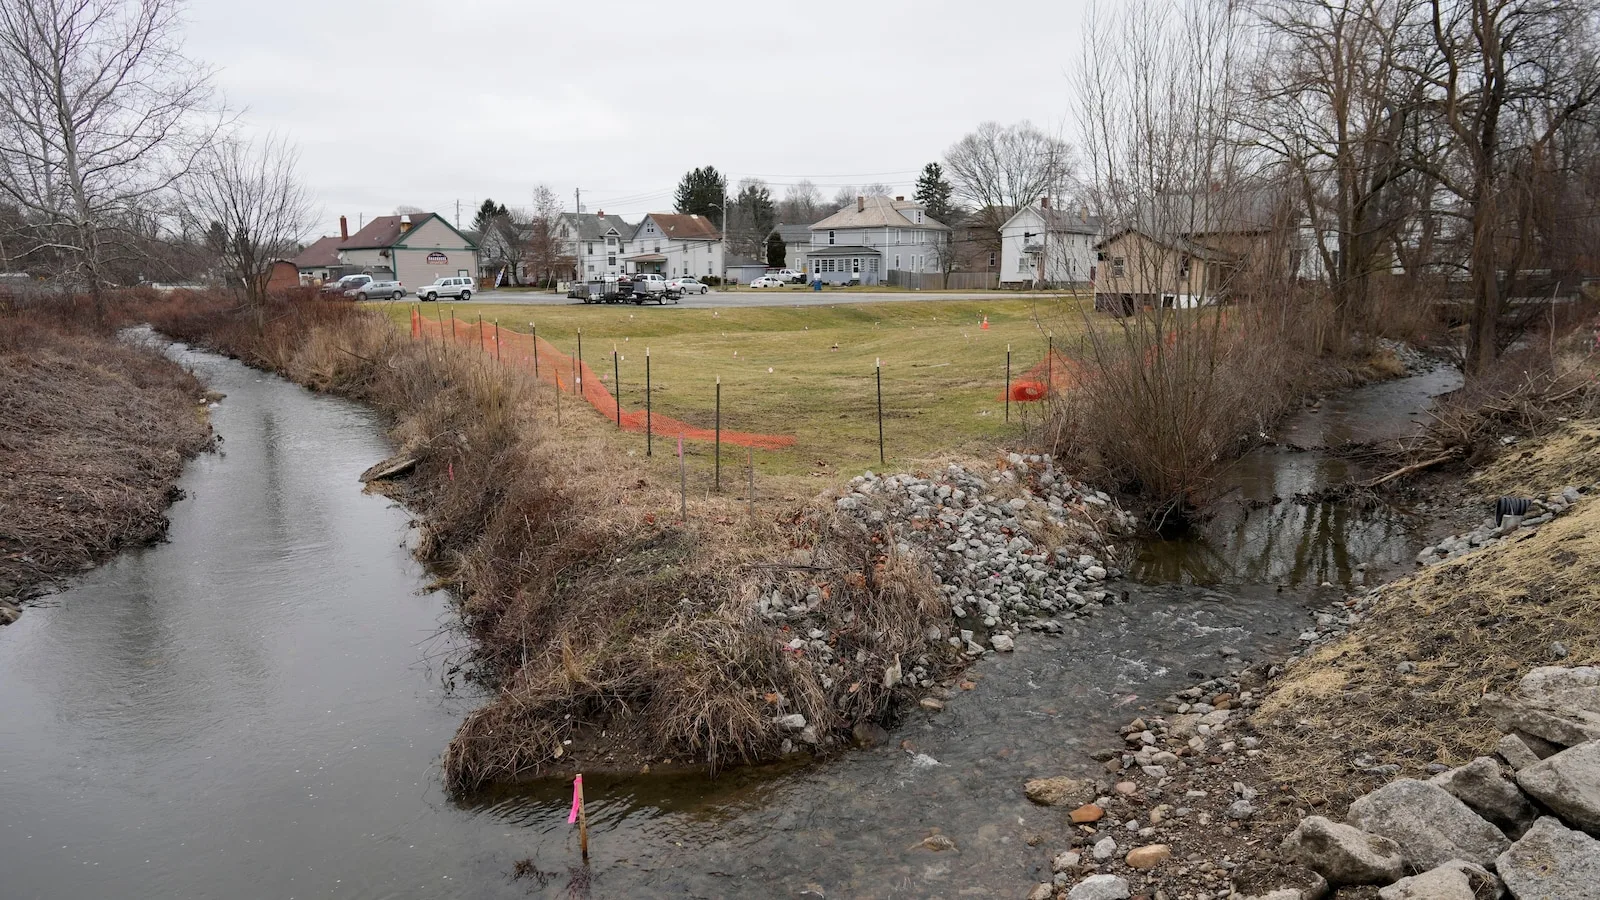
[[1255, 437, 1600, 810], [1047, 300, 1342, 522], [0, 297, 213, 599], [142, 292, 954, 791]]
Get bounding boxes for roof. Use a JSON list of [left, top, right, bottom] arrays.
[[640, 213, 720, 241], [625, 253, 667, 263], [769, 224, 812, 243], [811, 195, 949, 231], [340, 212, 479, 251], [1095, 228, 1236, 261], [292, 235, 344, 268], [1001, 205, 1103, 235], [805, 245, 883, 257], [560, 212, 634, 242]]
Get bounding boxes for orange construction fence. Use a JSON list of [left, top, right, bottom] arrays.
[[413, 310, 797, 450]]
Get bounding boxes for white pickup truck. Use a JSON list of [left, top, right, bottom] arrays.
[[628, 273, 680, 305]]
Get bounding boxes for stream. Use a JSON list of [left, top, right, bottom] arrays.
[[0, 348, 1460, 899]]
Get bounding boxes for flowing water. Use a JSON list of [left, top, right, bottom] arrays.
[[0, 348, 1457, 899]]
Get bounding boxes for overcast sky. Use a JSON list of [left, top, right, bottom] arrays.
[[184, 0, 1085, 237]]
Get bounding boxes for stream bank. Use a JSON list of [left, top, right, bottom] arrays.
[[0, 317, 214, 622]]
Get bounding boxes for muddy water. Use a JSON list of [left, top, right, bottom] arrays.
[[1132, 367, 1464, 589], [0, 349, 1452, 899]]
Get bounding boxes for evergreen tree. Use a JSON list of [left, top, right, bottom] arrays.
[[674, 166, 727, 220], [472, 198, 509, 233], [914, 162, 958, 225], [765, 231, 786, 268], [730, 179, 776, 257]]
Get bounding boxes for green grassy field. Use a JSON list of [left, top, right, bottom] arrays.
[[387, 296, 1094, 484]]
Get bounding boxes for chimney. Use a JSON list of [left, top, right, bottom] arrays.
[[895, 195, 904, 202], [1081, 206, 1089, 223], [399, 214, 412, 233], [339, 215, 348, 241], [1040, 196, 1050, 210], [597, 209, 604, 217], [857, 196, 865, 212]]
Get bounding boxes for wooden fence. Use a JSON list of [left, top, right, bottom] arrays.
[[884, 270, 1000, 291]]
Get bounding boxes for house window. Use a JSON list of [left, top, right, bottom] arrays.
[[828, 230, 835, 245], [587, 242, 594, 255], [915, 211, 924, 224], [894, 229, 901, 244], [868, 258, 879, 272], [607, 255, 616, 266], [1112, 256, 1126, 277], [587, 263, 595, 272], [894, 254, 901, 269], [988, 251, 996, 268], [654, 245, 660, 253], [1179, 256, 1192, 279], [1018, 256, 1031, 273]]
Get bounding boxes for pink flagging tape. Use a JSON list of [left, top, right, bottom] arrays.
[[567, 774, 583, 824]]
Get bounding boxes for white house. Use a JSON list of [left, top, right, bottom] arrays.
[[807, 195, 949, 285], [337, 213, 479, 288], [999, 200, 1102, 288], [625, 213, 723, 279], [555, 211, 634, 281]]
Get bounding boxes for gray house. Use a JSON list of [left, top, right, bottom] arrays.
[[807, 195, 949, 285], [766, 224, 813, 272], [725, 255, 769, 285]]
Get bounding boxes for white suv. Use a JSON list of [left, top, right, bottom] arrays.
[[419, 276, 474, 301]]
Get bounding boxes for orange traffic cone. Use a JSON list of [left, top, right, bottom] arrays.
[[980, 316, 990, 330]]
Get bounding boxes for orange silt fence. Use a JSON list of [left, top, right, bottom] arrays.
[[416, 313, 797, 450]]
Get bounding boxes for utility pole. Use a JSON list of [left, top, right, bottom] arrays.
[[455, 199, 461, 228], [720, 189, 729, 288]]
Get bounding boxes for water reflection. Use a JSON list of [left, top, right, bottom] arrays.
[[1132, 367, 1460, 588]]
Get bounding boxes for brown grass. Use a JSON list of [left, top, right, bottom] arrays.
[[140, 292, 953, 791], [0, 296, 213, 599], [1255, 437, 1600, 810]]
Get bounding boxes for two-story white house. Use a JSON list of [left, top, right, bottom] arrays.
[[806, 196, 950, 285], [554, 211, 634, 281], [625, 213, 723, 279], [998, 199, 1102, 288]]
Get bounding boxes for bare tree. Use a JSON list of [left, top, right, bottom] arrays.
[[1245, 0, 1431, 343], [944, 121, 1074, 218], [525, 184, 572, 288], [183, 134, 313, 315], [1413, 0, 1600, 374], [0, 0, 219, 315], [778, 179, 823, 223], [830, 185, 858, 212]]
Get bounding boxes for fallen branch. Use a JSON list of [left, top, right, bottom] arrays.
[[1363, 450, 1462, 489]]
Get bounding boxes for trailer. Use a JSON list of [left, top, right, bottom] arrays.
[[581, 275, 634, 304]]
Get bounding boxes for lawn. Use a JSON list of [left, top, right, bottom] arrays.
[[384, 295, 1095, 488]]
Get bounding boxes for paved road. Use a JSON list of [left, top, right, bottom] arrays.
[[393, 289, 1063, 310]]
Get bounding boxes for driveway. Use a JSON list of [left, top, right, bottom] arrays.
[[406, 289, 1061, 309]]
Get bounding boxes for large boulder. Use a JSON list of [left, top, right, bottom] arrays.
[[1280, 815, 1405, 884], [1484, 667, 1600, 750], [1066, 874, 1131, 900], [1376, 860, 1498, 900], [1516, 741, 1600, 834], [1496, 816, 1600, 899], [1431, 756, 1538, 836], [1346, 779, 1510, 870]]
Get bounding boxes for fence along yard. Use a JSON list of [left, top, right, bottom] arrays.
[[392, 297, 1087, 485]]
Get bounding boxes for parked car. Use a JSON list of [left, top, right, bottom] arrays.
[[749, 275, 786, 289], [322, 273, 371, 296], [768, 268, 804, 283], [667, 276, 709, 295], [347, 280, 404, 301], [418, 276, 474, 301]]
